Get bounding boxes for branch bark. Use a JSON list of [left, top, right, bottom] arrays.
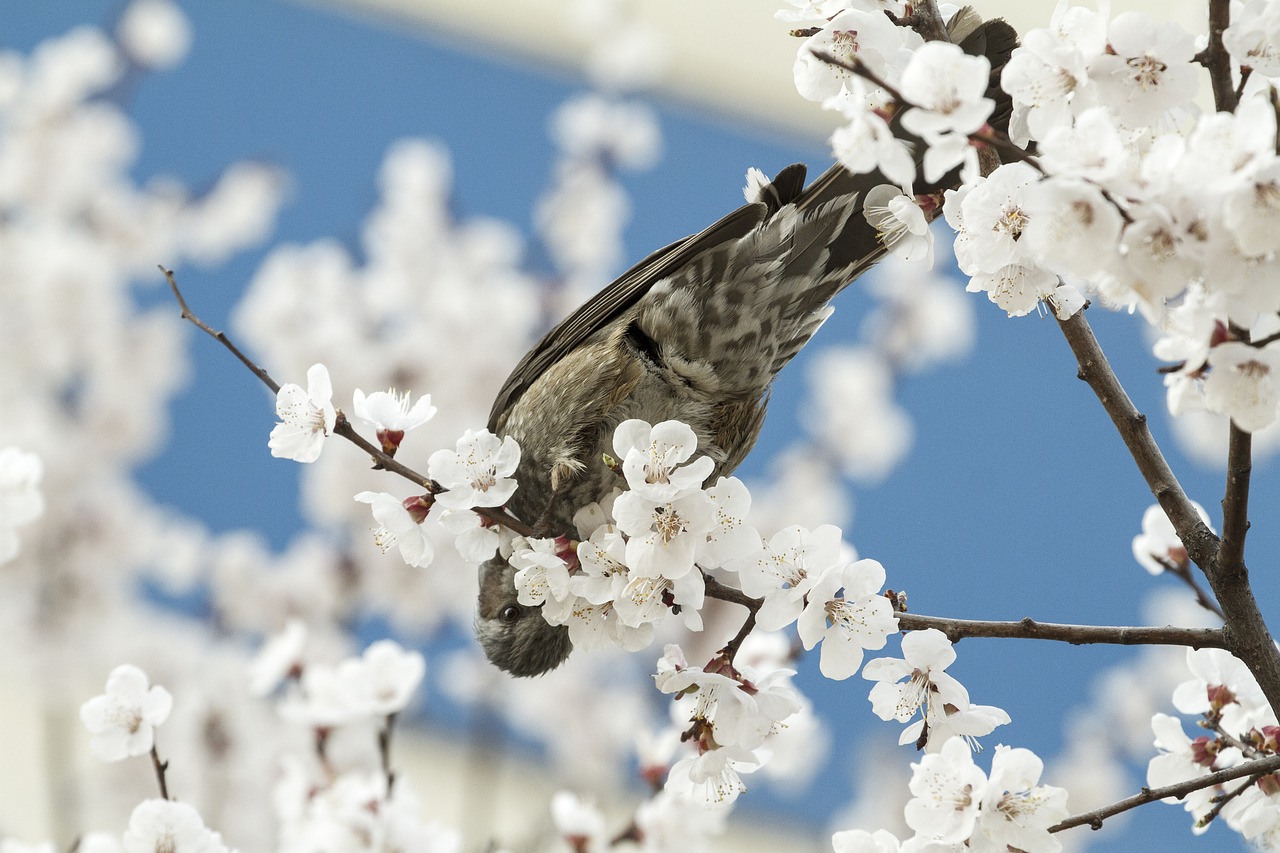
[[1055, 307, 1280, 714], [1050, 753, 1280, 833], [1205, 0, 1238, 113], [896, 612, 1226, 649]]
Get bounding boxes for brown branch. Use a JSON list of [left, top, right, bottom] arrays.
[[163, 266, 532, 537], [896, 0, 950, 43], [162, 265, 280, 395], [1056, 306, 1280, 716], [150, 744, 170, 801], [1055, 308, 1218, 568], [1205, 0, 1238, 113], [703, 574, 763, 664], [379, 712, 398, 794], [1220, 421, 1252, 576], [896, 612, 1227, 649], [1158, 557, 1226, 621], [1050, 753, 1280, 832]]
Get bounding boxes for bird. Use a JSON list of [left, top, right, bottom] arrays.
[[476, 11, 1019, 677]]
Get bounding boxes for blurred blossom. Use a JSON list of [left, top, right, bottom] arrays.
[[803, 347, 913, 483], [79, 664, 173, 762], [116, 0, 192, 70], [122, 799, 229, 853]]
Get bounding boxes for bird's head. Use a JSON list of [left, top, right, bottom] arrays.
[[476, 554, 573, 677]]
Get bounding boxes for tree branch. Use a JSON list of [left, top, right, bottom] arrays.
[[896, 612, 1227, 649], [1205, 0, 1238, 113], [1220, 420, 1252, 576], [163, 266, 533, 538], [150, 744, 170, 801], [1056, 307, 1280, 715], [162, 265, 280, 395], [1050, 753, 1280, 832], [1055, 308, 1219, 568]]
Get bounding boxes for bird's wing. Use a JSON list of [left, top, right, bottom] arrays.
[[488, 194, 781, 430]]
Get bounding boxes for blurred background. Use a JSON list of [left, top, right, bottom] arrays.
[[0, 0, 1269, 850]]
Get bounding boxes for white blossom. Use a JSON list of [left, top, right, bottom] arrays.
[[268, 363, 336, 463], [79, 665, 173, 762]]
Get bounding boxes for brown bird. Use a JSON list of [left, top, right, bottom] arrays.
[[477, 11, 1018, 677]]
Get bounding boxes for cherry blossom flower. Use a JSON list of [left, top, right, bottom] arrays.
[[613, 489, 714, 580], [438, 508, 499, 562], [248, 617, 308, 697], [614, 419, 714, 502], [354, 491, 435, 568], [793, 9, 919, 103], [1173, 647, 1276, 734], [904, 736, 987, 844], [1204, 342, 1280, 433], [971, 745, 1069, 852], [1020, 177, 1123, 279], [699, 476, 761, 570], [511, 536, 574, 614], [829, 105, 917, 188], [122, 799, 229, 853], [1090, 12, 1198, 127], [796, 557, 898, 680], [863, 629, 1008, 751], [79, 664, 173, 762], [268, 363, 336, 463], [1147, 712, 1236, 828], [427, 429, 520, 509], [351, 387, 436, 455], [734, 524, 846, 631], [899, 41, 994, 140], [358, 639, 426, 716], [551, 791, 607, 851], [863, 185, 933, 267]]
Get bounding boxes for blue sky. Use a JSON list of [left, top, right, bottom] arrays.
[[6, 2, 1274, 849]]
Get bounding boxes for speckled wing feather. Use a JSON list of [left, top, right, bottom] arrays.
[[487, 199, 771, 431]]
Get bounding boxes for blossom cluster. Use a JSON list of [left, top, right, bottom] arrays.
[[789, 0, 1280, 436], [1145, 647, 1280, 844]]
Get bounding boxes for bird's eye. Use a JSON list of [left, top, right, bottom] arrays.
[[498, 604, 521, 624]]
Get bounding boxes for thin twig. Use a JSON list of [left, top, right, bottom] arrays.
[[1050, 753, 1280, 832], [1199, 773, 1265, 829], [896, 612, 1227, 649], [379, 712, 398, 794], [703, 574, 763, 664], [162, 265, 280, 395], [163, 266, 532, 537], [1159, 558, 1227, 621], [149, 744, 170, 801]]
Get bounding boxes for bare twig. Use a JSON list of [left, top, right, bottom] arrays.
[[162, 265, 280, 395], [897, 0, 950, 43], [163, 266, 532, 537], [896, 612, 1227, 649], [1205, 0, 1238, 113], [150, 744, 170, 800], [1050, 754, 1280, 832], [1158, 557, 1227, 621], [379, 713, 398, 794]]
